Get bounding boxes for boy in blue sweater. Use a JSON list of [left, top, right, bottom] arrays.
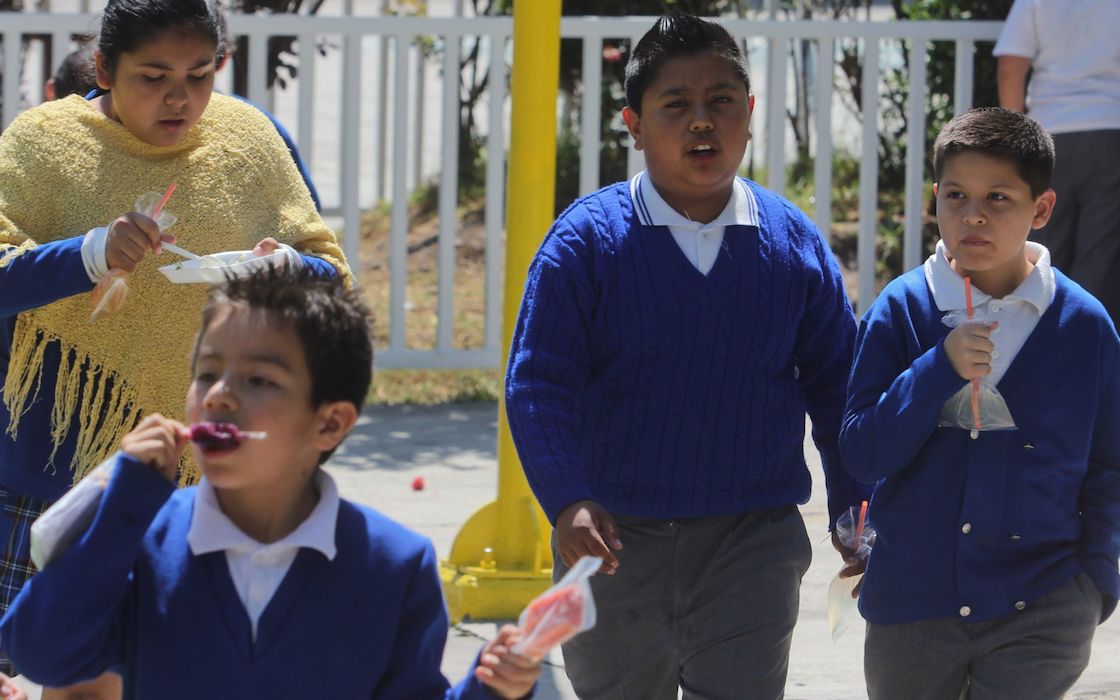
[[0, 269, 540, 699], [505, 12, 868, 699], [840, 108, 1120, 699]]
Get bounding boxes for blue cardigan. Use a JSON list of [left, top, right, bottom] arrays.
[[0, 456, 496, 699], [505, 179, 868, 527], [840, 267, 1120, 625]]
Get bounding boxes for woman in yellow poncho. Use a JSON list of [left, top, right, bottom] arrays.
[[0, 0, 349, 691]]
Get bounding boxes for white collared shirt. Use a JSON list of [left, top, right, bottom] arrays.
[[924, 240, 1055, 386], [629, 171, 761, 275], [187, 470, 340, 641]]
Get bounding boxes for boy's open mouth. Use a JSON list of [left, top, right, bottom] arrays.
[[688, 143, 718, 157]]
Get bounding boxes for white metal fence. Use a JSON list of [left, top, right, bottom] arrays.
[[0, 12, 1003, 368]]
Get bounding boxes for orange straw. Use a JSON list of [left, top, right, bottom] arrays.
[[152, 182, 177, 217], [964, 277, 981, 433], [853, 500, 869, 554]]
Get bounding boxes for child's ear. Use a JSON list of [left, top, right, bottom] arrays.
[[1032, 189, 1057, 229], [93, 51, 113, 90], [312, 401, 359, 454], [932, 183, 939, 197], [622, 107, 643, 151]]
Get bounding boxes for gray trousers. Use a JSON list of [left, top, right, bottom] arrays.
[[553, 505, 812, 700], [1032, 129, 1120, 326], [864, 573, 1102, 700]]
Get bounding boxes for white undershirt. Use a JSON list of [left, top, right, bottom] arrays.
[[187, 470, 339, 641], [629, 171, 761, 275], [924, 240, 1055, 386]]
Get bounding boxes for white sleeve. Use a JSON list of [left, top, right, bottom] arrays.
[[80, 226, 110, 282], [993, 0, 1039, 59]]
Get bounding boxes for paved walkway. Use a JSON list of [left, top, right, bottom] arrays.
[[13, 402, 1120, 698]]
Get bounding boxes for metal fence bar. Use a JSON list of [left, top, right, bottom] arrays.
[[857, 38, 880, 314], [2, 33, 22, 129], [389, 35, 410, 355], [437, 34, 461, 352], [813, 37, 835, 240], [579, 36, 602, 197], [484, 31, 509, 355], [766, 36, 788, 192], [376, 32, 390, 202], [412, 43, 425, 190], [903, 39, 928, 272], [626, 34, 645, 178], [954, 39, 975, 115], [297, 33, 316, 165], [247, 31, 269, 108], [340, 34, 362, 271]]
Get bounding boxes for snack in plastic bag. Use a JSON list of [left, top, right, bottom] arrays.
[[89, 268, 131, 321], [29, 457, 116, 569], [936, 277, 1016, 438], [827, 501, 875, 641], [90, 185, 178, 321], [513, 555, 601, 659]]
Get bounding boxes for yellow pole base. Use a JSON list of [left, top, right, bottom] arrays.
[[438, 496, 553, 624]]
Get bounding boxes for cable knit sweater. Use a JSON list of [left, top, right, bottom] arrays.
[[505, 180, 868, 526], [0, 94, 348, 495]]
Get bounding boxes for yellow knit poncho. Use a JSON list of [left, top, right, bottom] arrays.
[[0, 93, 351, 485]]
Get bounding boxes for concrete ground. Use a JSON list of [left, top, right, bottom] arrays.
[[13, 402, 1120, 698]]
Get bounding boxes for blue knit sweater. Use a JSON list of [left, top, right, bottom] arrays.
[[505, 179, 867, 526], [840, 268, 1120, 624], [0, 456, 496, 699]]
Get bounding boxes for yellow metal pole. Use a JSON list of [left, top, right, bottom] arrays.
[[439, 0, 560, 623]]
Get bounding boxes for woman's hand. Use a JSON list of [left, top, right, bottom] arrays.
[[105, 212, 173, 272]]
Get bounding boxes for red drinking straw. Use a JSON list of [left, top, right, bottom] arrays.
[[964, 277, 981, 433], [853, 500, 869, 554], [152, 182, 177, 217]]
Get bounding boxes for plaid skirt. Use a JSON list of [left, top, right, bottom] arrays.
[[0, 484, 52, 676]]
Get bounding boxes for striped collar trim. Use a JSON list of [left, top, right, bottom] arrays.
[[628, 171, 760, 228]]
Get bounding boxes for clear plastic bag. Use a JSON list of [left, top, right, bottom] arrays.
[[29, 457, 115, 569], [90, 190, 178, 321], [512, 555, 601, 659], [936, 282, 1017, 437], [827, 503, 875, 641], [938, 381, 1016, 433]]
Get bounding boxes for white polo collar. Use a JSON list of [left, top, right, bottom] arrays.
[[188, 469, 339, 560], [924, 239, 1055, 315], [629, 171, 760, 228]]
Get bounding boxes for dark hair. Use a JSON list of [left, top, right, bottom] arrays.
[[97, 0, 227, 75], [624, 13, 750, 115], [196, 267, 374, 463], [933, 107, 1055, 197], [50, 40, 97, 99]]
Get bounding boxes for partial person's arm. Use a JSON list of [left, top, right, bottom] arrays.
[[997, 55, 1031, 112], [839, 289, 967, 485], [992, 0, 1038, 113], [1078, 333, 1120, 622], [0, 455, 174, 687], [789, 208, 872, 527], [504, 213, 599, 525]]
